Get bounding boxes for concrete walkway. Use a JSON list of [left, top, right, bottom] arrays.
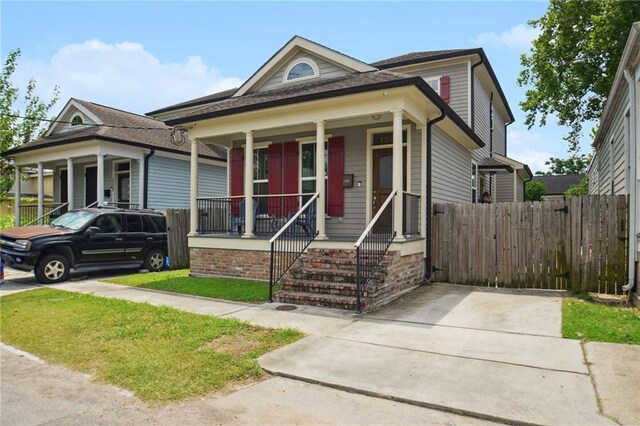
[[2, 270, 638, 425]]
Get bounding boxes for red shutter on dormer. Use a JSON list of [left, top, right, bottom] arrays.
[[268, 143, 283, 216], [440, 76, 450, 103], [327, 136, 344, 217], [230, 147, 244, 215], [282, 142, 299, 215]]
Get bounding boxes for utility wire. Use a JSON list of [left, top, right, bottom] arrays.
[[0, 113, 175, 131]]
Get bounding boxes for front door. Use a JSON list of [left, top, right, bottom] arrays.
[[60, 170, 68, 204], [372, 148, 406, 233], [85, 166, 97, 206]]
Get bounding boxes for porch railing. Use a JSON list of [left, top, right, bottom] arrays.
[[403, 191, 421, 237], [354, 189, 397, 313], [268, 193, 319, 302], [20, 203, 69, 227], [105, 202, 140, 210], [196, 194, 311, 236]]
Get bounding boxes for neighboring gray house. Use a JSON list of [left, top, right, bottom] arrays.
[[4, 98, 226, 225], [150, 36, 530, 310], [532, 174, 584, 201], [587, 22, 640, 303]]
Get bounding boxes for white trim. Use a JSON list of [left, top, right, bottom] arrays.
[[83, 163, 97, 208], [471, 161, 479, 203], [282, 58, 320, 84], [45, 99, 104, 137], [423, 75, 441, 95], [233, 36, 375, 97], [153, 149, 226, 167], [112, 159, 131, 203], [298, 137, 329, 215], [365, 124, 411, 223]]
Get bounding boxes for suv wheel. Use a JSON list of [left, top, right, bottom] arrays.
[[145, 249, 165, 272], [35, 254, 70, 284]]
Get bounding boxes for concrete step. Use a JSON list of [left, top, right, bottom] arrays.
[[281, 279, 359, 296], [274, 290, 359, 310]]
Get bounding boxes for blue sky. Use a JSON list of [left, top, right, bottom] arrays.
[[1, 1, 590, 172]]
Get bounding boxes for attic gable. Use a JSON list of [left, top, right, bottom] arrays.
[[45, 99, 103, 136], [233, 35, 376, 97]]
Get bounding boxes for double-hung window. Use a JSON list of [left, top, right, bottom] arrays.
[[424, 77, 440, 95], [253, 147, 269, 196], [300, 141, 328, 212]]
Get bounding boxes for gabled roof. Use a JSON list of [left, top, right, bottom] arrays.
[[4, 98, 225, 160], [232, 35, 376, 97], [532, 174, 584, 195], [146, 88, 237, 116]]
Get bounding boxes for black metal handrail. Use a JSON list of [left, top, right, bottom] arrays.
[[105, 202, 140, 209], [403, 191, 421, 237], [268, 193, 319, 302], [20, 203, 69, 226], [354, 189, 397, 313]]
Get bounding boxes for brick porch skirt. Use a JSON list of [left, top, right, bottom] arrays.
[[190, 248, 271, 281]]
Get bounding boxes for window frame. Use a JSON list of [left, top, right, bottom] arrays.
[[113, 159, 131, 204], [71, 114, 84, 126], [282, 58, 320, 84], [471, 162, 479, 203], [250, 142, 271, 197], [297, 136, 330, 215], [424, 76, 441, 95]]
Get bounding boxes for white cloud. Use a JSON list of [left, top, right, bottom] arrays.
[[473, 24, 540, 51], [12, 39, 243, 115], [507, 129, 553, 173]]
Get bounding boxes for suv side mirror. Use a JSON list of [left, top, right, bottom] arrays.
[[85, 226, 101, 238]]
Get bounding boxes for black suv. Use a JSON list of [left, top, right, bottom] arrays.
[[0, 207, 167, 284]]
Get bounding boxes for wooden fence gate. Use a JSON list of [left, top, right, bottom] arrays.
[[432, 195, 629, 294], [165, 208, 190, 270]]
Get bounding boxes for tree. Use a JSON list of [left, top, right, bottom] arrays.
[[565, 175, 589, 196], [535, 153, 591, 176], [525, 181, 545, 202], [1, 49, 59, 200], [518, 0, 640, 150]]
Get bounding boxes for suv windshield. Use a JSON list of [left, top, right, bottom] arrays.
[[50, 210, 96, 230]]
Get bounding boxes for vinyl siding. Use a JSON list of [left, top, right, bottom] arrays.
[[589, 155, 599, 195], [515, 175, 524, 202], [495, 173, 515, 202], [493, 110, 507, 156], [147, 155, 226, 210], [256, 51, 352, 93], [472, 74, 491, 161], [432, 126, 472, 204], [400, 62, 469, 124]]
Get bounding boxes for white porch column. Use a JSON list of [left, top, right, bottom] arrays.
[[96, 154, 104, 207], [315, 120, 327, 239], [392, 110, 404, 241], [190, 137, 199, 234], [243, 130, 255, 238], [138, 155, 145, 209], [67, 158, 74, 210], [37, 162, 44, 223], [420, 124, 427, 239], [14, 165, 21, 226]]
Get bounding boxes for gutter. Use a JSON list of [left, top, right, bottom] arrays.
[[424, 109, 446, 282], [623, 69, 637, 293], [470, 58, 484, 131], [143, 148, 155, 209]]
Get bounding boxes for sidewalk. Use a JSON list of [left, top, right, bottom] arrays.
[[2, 271, 638, 425]]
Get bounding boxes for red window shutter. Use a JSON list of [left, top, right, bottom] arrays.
[[230, 147, 244, 214], [267, 143, 283, 215], [327, 136, 344, 217], [440, 76, 450, 103], [282, 141, 299, 215]]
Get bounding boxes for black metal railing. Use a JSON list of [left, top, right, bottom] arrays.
[[105, 202, 140, 209], [269, 193, 319, 302], [19, 203, 69, 226], [196, 196, 239, 234], [403, 191, 421, 237], [355, 189, 397, 313]]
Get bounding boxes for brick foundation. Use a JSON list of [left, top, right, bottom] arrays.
[[189, 247, 270, 281], [366, 251, 424, 311]]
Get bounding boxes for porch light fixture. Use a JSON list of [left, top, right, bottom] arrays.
[[170, 127, 187, 146], [372, 114, 381, 121]]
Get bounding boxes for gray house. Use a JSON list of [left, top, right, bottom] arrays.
[[5, 98, 226, 225], [151, 36, 530, 310], [587, 22, 639, 303]]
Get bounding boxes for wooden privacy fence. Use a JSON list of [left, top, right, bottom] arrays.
[[165, 208, 190, 270], [432, 195, 629, 294]]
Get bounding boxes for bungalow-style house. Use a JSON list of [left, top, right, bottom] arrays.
[[532, 174, 584, 201], [153, 36, 530, 311], [587, 22, 639, 303], [4, 98, 227, 226]]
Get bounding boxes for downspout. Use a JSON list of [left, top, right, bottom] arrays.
[[470, 58, 484, 131], [143, 148, 155, 209], [623, 69, 637, 293], [424, 109, 446, 282]]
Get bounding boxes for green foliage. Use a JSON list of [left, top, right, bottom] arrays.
[[525, 180, 545, 201], [1, 49, 60, 199], [0, 288, 303, 402], [565, 175, 589, 196], [518, 0, 640, 149], [0, 214, 15, 230], [536, 153, 591, 176], [104, 269, 278, 303], [562, 296, 640, 344]]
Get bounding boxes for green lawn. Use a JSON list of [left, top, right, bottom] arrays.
[[0, 288, 302, 402], [104, 269, 277, 303], [562, 294, 640, 345]]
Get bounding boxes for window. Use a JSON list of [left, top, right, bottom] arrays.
[[300, 142, 328, 212], [125, 215, 144, 233], [71, 115, 83, 126], [284, 59, 319, 83], [149, 215, 166, 233], [424, 78, 440, 95], [471, 162, 479, 203], [93, 214, 122, 233], [253, 147, 269, 196]]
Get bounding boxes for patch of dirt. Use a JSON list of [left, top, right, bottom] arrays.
[[200, 328, 272, 357]]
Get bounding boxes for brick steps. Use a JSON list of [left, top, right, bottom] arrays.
[[274, 290, 358, 310], [280, 279, 358, 296]]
